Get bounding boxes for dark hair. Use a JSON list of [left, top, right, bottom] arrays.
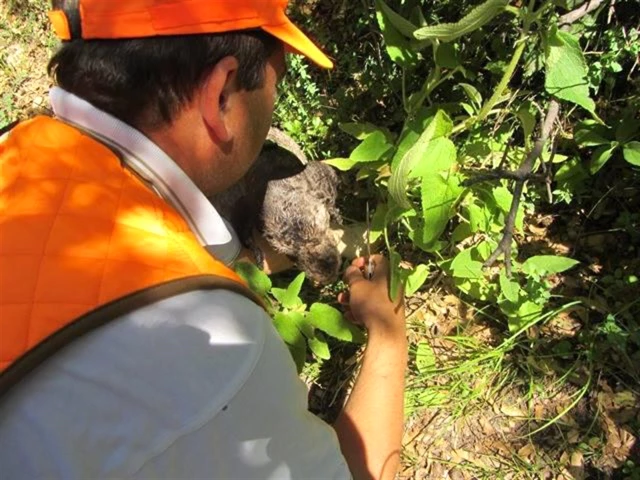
[[48, 2, 280, 129]]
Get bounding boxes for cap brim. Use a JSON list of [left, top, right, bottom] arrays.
[[262, 19, 333, 69]]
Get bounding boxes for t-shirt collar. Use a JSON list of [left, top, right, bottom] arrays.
[[49, 87, 240, 265]]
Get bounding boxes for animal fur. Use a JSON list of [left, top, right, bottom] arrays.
[[210, 128, 342, 285]]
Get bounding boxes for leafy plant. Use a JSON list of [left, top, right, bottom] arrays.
[[235, 262, 365, 372]]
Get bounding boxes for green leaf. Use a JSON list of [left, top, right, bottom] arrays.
[[458, 83, 482, 111], [421, 171, 463, 246], [376, 0, 419, 67], [544, 27, 596, 114], [450, 248, 484, 279], [340, 122, 381, 140], [615, 116, 639, 143], [517, 102, 537, 144], [589, 144, 616, 174], [435, 42, 460, 69], [623, 141, 640, 166], [507, 301, 543, 333], [391, 108, 434, 171], [414, 0, 509, 42], [234, 261, 272, 298], [291, 311, 314, 338], [492, 186, 513, 214], [415, 342, 436, 374], [409, 137, 457, 179], [273, 312, 306, 350], [322, 158, 359, 171], [389, 249, 408, 302], [271, 272, 305, 310], [406, 264, 430, 296], [499, 272, 521, 303], [308, 333, 331, 360], [376, 0, 418, 38], [521, 255, 579, 276], [349, 131, 394, 163], [575, 120, 612, 147], [307, 303, 366, 343], [389, 110, 453, 209]]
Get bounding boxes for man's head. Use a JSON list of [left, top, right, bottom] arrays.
[[47, 0, 331, 195]]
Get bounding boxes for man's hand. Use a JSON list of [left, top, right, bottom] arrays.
[[340, 254, 405, 340], [334, 254, 408, 480]]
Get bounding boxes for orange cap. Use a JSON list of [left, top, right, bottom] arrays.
[[48, 0, 333, 69]]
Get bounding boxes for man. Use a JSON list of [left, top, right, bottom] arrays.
[[0, 1, 408, 479]]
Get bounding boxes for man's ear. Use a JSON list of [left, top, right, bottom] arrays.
[[200, 56, 239, 143]]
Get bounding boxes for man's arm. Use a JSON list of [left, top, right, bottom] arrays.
[[333, 256, 407, 480]]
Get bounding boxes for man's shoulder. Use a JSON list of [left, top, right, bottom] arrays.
[[0, 288, 270, 478]]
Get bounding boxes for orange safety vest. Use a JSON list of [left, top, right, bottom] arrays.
[[0, 116, 261, 393]]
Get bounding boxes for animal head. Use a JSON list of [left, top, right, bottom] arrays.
[[295, 237, 341, 285]]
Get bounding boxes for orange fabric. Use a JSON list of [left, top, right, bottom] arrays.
[[0, 116, 246, 372], [47, 10, 72, 41], [48, 0, 333, 69]]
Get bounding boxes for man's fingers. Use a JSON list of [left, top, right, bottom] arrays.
[[344, 265, 367, 285]]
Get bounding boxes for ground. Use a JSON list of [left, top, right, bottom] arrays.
[[2, 1, 638, 479]]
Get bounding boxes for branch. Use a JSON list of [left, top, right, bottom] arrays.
[[483, 100, 560, 274], [559, 0, 607, 25]]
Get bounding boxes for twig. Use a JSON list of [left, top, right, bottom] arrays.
[[462, 169, 545, 187], [483, 101, 560, 274], [559, 0, 607, 25]]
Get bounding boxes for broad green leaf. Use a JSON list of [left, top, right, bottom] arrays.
[[458, 83, 482, 111], [409, 137, 457, 178], [492, 186, 513, 214], [415, 342, 436, 374], [271, 272, 305, 310], [308, 334, 331, 360], [499, 271, 521, 303], [389, 249, 408, 301], [544, 27, 596, 114], [376, 1, 419, 67], [435, 42, 460, 69], [273, 312, 306, 348], [476, 240, 494, 261], [623, 141, 640, 166], [391, 108, 434, 171], [507, 300, 543, 333], [589, 144, 616, 174], [521, 255, 579, 276], [322, 158, 359, 171], [467, 202, 489, 233], [406, 264, 430, 296], [575, 120, 612, 147], [450, 248, 484, 279], [291, 311, 314, 338], [376, 0, 418, 38], [307, 303, 366, 343], [555, 158, 588, 191], [350, 131, 394, 163], [234, 261, 272, 298], [421, 171, 463, 246], [517, 102, 537, 146], [615, 116, 639, 143], [390, 110, 453, 209], [414, 0, 509, 42], [340, 122, 381, 140]]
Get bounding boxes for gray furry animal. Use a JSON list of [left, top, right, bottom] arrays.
[[210, 128, 342, 285]]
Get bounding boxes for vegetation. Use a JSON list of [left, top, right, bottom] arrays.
[[2, 0, 639, 477]]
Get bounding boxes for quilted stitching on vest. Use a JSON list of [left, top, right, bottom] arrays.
[[0, 116, 244, 371]]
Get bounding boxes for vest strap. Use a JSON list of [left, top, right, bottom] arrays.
[[0, 274, 265, 398]]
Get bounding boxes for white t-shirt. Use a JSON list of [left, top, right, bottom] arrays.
[[0, 290, 349, 479], [0, 89, 350, 479]]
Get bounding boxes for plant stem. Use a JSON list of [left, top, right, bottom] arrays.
[[476, 38, 527, 124]]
